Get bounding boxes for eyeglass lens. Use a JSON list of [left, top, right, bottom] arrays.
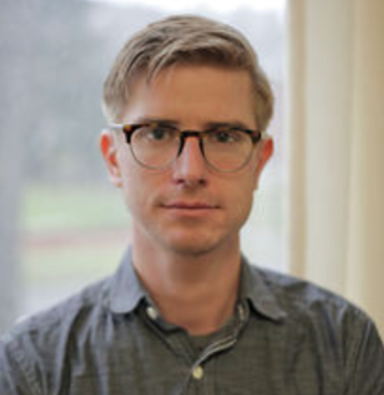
[[129, 124, 255, 172]]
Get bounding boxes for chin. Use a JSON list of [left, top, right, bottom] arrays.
[[159, 232, 232, 257], [170, 245, 216, 257]]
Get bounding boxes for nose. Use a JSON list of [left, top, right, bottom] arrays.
[[172, 135, 207, 186]]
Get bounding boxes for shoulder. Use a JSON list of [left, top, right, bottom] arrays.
[[250, 265, 384, 392], [11, 275, 112, 338], [0, 276, 115, 394], [1, 276, 112, 368], [250, 265, 384, 365], [252, 265, 371, 328]]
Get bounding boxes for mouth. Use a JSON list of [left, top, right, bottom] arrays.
[[161, 201, 219, 216], [165, 202, 217, 209]]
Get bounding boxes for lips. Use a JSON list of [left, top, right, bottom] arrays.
[[163, 201, 218, 210], [160, 200, 220, 218]]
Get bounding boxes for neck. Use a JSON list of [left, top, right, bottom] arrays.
[[131, 232, 242, 336]]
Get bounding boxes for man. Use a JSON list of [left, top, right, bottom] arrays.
[[1, 15, 383, 395]]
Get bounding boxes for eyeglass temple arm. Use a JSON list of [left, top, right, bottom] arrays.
[[109, 123, 134, 144]]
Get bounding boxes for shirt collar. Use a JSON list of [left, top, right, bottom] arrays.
[[108, 248, 148, 314], [108, 248, 287, 322], [239, 255, 287, 322]]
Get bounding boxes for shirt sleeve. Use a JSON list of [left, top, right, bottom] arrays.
[[0, 334, 41, 395], [345, 314, 384, 395]]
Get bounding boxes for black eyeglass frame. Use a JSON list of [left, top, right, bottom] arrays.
[[109, 122, 267, 172]]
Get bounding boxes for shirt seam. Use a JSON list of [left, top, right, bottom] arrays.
[[8, 339, 42, 395], [344, 308, 370, 391]]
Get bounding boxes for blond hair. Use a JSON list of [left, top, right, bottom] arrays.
[[103, 15, 274, 131]]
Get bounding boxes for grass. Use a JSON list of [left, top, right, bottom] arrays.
[[21, 183, 132, 286], [22, 183, 130, 232], [23, 243, 125, 283]]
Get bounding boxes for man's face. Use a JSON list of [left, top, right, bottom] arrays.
[[101, 65, 273, 257]]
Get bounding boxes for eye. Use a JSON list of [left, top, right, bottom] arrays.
[[136, 124, 176, 142], [149, 126, 170, 140], [208, 128, 244, 144]]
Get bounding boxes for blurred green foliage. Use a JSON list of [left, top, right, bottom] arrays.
[[22, 183, 129, 232], [22, 183, 131, 284]]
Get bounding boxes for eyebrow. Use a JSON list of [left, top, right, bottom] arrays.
[[129, 117, 178, 126], [205, 121, 253, 130]]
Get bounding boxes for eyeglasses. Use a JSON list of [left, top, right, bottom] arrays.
[[110, 122, 266, 173]]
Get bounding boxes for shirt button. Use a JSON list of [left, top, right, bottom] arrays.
[[237, 304, 246, 321], [192, 365, 204, 380], [146, 306, 158, 320]]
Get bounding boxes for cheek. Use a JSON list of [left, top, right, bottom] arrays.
[[226, 177, 255, 219], [121, 171, 143, 201], [237, 189, 255, 219], [117, 156, 145, 208], [119, 164, 164, 216]]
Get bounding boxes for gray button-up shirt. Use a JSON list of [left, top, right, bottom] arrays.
[[1, 250, 384, 394]]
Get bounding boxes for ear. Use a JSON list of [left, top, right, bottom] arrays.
[[253, 136, 274, 190], [100, 129, 123, 188]]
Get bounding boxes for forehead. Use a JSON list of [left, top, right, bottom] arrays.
[[122, 65, 256, 129]]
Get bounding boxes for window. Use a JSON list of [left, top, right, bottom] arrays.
[[10, 0, 286, 318]]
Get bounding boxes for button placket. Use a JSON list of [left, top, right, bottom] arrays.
[[141, 302, 198, 368], [191, 301, 249, 371]]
